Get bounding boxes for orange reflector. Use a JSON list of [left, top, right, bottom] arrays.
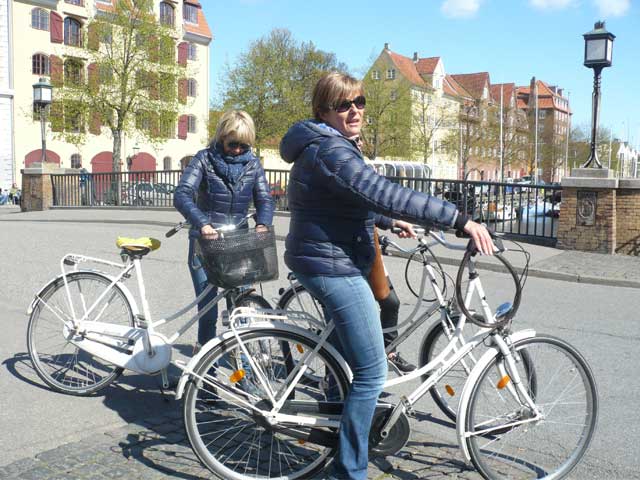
[[298, 439, 306, 445], [229, 369, 245, 383], [445, 385, 455, 396], [296, 344, 304, 353], [497, 375, 511, 389]]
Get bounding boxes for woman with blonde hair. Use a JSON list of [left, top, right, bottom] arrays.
[[280, 72, 493, 479], [174, 110, 274, 349]]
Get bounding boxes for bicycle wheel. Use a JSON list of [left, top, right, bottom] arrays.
[[464, 335, 598, 480], [235, 292, 272, 310], [27, 271, 135, 396], [183, 328, 350, 480], [419, 318, 484, 421], [278, 283, 326, 323]]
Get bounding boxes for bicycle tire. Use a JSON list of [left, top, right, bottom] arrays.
[[464, 335, 598, 480], [235, 292, 272, 310], [277, 282, 326, 322], [27, 271, 135, 396], [183, 328, 350, 480]]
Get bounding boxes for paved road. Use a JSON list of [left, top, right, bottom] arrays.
[[1, 209, 638, 479]]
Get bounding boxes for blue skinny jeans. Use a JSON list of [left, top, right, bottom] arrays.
[[188, 238, 220, 346], [295, 272, 387, 480]]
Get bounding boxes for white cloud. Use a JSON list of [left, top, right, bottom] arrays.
[[441, 0, 482, 18], [529, 0, 575, 10], [593, 0, 630, 16]]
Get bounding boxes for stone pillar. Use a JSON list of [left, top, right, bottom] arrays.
[[615, 179, 640, 255], [557, 168, 618, 254], [20, 162, 61, 212]]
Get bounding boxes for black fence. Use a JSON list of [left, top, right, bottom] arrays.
[[50, 169, 560, 244]]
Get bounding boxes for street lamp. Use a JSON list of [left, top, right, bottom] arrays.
[[127, 144, 140, 170], [32, 77, 53, 164], [582, 21, 615, 168]]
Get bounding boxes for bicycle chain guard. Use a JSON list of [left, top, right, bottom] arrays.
[[369, 405, 411, 456]]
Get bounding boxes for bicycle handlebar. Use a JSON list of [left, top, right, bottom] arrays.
[[165, 213, 257, 238]]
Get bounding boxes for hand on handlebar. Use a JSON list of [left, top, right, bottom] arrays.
[[462, 220, 494, 256], [392, 220, 418, 239], [201, 224, 219, 240]]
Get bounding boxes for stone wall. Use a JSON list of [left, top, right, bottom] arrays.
[[21, 163, 58, 211], [615, 179, 640, 255]]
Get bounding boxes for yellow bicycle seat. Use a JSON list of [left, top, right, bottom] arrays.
[[116, 237, 161, 254]]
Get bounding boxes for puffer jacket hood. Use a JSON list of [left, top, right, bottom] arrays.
[[280, 120, 336, 164]]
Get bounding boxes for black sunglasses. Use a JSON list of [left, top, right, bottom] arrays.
[[226, 141, 251, 152], [334, 95, 366, 113]]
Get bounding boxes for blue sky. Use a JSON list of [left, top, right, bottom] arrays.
[[203, 0, 639, 147]]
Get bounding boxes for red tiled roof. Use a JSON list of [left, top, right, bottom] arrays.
[[184, 7, 212, 39], [95, 0, 115, 12], [517, 98, 528, 109], [444, 74, 472, 99], [387, 51, 425, 86], [450, 72, 490, 100], [415, 57, 440, 75], [184, 0, 200, 5], [490, 83, 515, 104]]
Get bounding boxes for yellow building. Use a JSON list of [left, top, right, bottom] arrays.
[[6, 0, 212, 189]]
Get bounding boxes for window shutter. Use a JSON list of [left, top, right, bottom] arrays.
[[149, 72, 159, 100], [150, 114, 160, 137], [178, 78, 187, 104], [178, 115, 188, 139], [148, 36, 159, 63], [177, 42, 188, 66], [87, 63, 97, 92], [50, 12, 63, 43], [50, 55, 63, 86], [50, 101, 64, 132], [87, 23, 99, 50], [89, 111, 101, 135]]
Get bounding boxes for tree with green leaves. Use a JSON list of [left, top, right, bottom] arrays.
[[442, 103, 487, 179], [410, 91, 456, 166], [359, 71, 411, 160], [50, 0, 184, 176], [221, 28, 346, 156]]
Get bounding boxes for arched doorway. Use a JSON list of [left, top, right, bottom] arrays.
[[25, 149, 60, 168], [129, 152, 156, 183], [180, 155, 194, 170], [90, 151, 113, 173], [90, 152, 115, 203]]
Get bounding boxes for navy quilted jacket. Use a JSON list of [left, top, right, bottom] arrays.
[[280, 120, 464, 276], [174, 146, 274, 237]]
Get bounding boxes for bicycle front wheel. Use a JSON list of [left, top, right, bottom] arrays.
[[183, 328, 350, 480], [464, 335, 598, 480], [27, 271, 135, 395]]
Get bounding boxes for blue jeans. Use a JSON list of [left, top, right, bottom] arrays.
[[295, 272, 387, 480], [188, 238, 220, 346]]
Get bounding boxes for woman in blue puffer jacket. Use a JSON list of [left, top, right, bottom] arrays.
[[174, 110, 274, 349], [279, 72, 493, 480]]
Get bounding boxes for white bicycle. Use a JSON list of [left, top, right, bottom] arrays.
[[178, 229, 598, 480]]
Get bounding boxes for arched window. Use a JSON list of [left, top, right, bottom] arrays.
[[180, 155, 193, 170], [32, 54, 50, 75], [187, 42, 197, 60], [163, 156, 172, 170], [70, 153, 82, 168], [64, 58, 83, 85], [187, 114, 197, 133], [31, 8, 49, 30], [187, 78, 197, 97], [159, 2, 174, 26], [64, 17, 82, 46]]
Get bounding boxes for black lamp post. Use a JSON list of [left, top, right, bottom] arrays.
[[582, 21, 615, 168], [32, 78, 53, 164]]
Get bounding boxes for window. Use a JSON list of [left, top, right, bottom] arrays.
[[31, 8, 49, 30], [390, 90, 397, 101], [160, 115, 174, 138], [539, 110, 546, 119], [65, 103, 83, 133], [98, 64, 113, 83], [183, 3, 198, 23], [64, 58, 83, 85], [163, 156, 171, 170], [70, 154, 82, 168], [136, 111, 151, 131], [159, 2, 174, 26], [65, 0, 83, 5], [32, 54, 50, 76], [187, 114, 197, 133], [386, 68, 396, 80], [187, 78, 197, 97], [371, 70, 380, 80], [187, 42, 197, 60], [64, 17, 82, 46]]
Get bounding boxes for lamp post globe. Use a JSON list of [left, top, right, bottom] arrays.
[[32, 78, 53, 164], [582, 21, 615, 168]]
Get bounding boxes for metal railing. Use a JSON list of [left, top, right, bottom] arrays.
[[50, 169, 559, 244]]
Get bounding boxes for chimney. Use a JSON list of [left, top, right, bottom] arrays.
[[413, 52, 418, 62], [384, 42, 390, 51]]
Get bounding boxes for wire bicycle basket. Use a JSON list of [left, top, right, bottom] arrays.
[[196, 227, 279, 289]]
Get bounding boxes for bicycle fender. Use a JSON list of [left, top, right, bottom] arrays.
[[174, 320, 352, 400], [27, 271, 140, 317], [455, 328, 536, 462]]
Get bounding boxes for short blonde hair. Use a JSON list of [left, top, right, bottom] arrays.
[[312, 72, 364, 120], [213, 110, 256, 145]]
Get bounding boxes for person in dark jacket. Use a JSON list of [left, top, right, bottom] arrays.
[[174, 110, 274, 350], [279, 72, 493, 480]]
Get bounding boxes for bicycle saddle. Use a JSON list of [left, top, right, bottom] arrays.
[[116, 237, 161, 254]]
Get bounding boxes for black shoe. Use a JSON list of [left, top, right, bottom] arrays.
[[388, 353, 416, 373]]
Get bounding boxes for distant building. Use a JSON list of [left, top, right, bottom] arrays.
[[0, 0, 13, 190], [6, 0, 212, 191], [617, 141, 639, 178]]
